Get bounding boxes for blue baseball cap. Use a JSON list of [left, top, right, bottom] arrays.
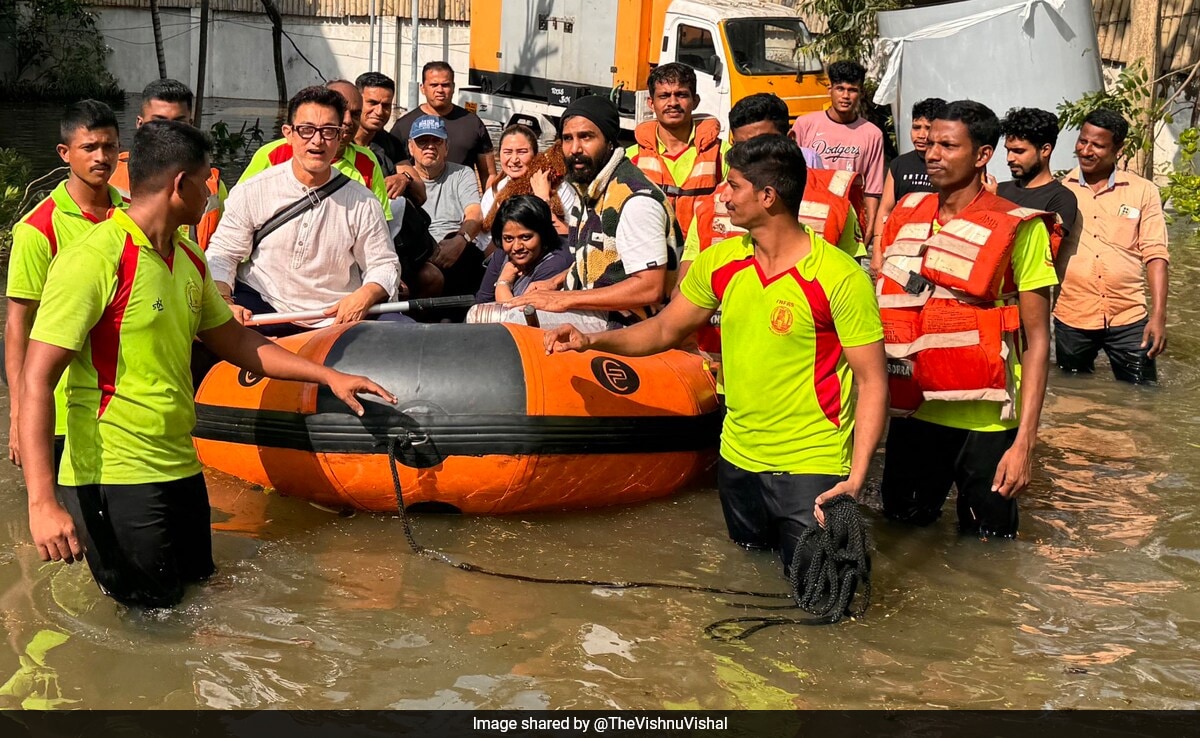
[[410, 114, 448, 141]]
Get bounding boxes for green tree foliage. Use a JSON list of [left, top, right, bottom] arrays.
[[0, 148, 32, 260], [793, 0, 901, 65], [208, 119, 267, 168], [1162, 127, 1200, 228], [0, 0, 121, 100], [0, 149, 66, 271]]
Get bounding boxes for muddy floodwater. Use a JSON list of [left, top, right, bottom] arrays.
[[1, 99, 1198, 709]]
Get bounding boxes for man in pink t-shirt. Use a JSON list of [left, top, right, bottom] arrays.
[[791, 60, 884, 244]]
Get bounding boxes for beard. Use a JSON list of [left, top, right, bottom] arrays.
[[1011, 158, 1044, 184], [566, 151, 605, 185]]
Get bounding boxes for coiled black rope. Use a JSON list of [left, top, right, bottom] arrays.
[[790, 495, 871, 621], [385, 435, 871, 638], [704, 495, 871, 639]]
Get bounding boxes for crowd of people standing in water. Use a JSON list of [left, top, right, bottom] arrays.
[[3, 55, 1169, 609]]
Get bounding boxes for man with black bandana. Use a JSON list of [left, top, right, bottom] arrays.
[[507, 95, 680, 325]]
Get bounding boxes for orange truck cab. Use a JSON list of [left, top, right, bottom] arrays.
[[461, 0, 828, 137]]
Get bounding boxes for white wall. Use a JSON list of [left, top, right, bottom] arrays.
[[94, 7, 470, 111]]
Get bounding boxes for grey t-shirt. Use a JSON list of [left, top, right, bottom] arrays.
[[421, 162, 481, 240]]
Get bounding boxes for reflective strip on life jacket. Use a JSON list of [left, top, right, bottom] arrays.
[[194, 167, 223, 250], [633, 118, 723, 239], [876, 189, 1046, 417], [797, 169, 858, 248]]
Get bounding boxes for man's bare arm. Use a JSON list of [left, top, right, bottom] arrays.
[[18, 340, 81, 563], [861, 195, 880, 245], [509, 267, 666, 314], [993, 286, 1052, 498], [542, 291, 714, 357], [814, 339, 888, 523], [5, 298, 37, 465], [198, 319, 397, 416], [1143, 258, 1168, 358]]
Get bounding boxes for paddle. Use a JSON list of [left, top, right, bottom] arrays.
[[245, 295, 478, 327]]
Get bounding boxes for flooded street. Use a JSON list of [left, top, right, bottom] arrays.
[[1, 100, 1198, 709]]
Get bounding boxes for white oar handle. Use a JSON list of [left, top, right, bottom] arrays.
[[244, 295, 477, 327]]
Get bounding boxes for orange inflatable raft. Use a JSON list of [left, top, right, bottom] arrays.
[[193, 322, 720, 514]]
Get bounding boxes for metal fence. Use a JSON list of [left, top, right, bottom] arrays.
[[84, 0, 470, 21], [80, 0, 1200, 76]]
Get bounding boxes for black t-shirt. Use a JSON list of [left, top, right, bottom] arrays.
[[390, 105, 494, 170], [998, 179, 1079, 239], [368, 130, 406, 177], [889, 150, 933, 200]]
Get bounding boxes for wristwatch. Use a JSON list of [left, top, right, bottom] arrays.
[[495, 279, 513, 288]]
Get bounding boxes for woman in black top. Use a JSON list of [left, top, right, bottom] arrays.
[[475, 195, 574, 304]]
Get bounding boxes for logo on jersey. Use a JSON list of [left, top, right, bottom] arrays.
[[810, 141, 861, 163], [770, 301, 795, 336], [186, 279, 202, 313]]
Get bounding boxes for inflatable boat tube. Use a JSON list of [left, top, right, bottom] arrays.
[[193, 322, 720, 514]]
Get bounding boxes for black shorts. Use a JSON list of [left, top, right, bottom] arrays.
[[1054, 317, 1156, 384], [879, 416, 1019, 537], [717, 457, 844, 571], [59, 473, 214, 608]]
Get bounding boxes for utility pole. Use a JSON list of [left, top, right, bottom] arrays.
[[408, 0, 420, 110], [1127, 0, 1161, 178], [194, 0, 211, 125], [149, 0, 167, 79], [260, 0, 288, 105], [0, 0, 16, 82]]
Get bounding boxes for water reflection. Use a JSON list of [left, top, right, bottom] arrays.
[[1, 95, 1199, 707]]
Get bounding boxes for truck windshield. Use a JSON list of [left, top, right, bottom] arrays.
[[723, 18, 823, 76]]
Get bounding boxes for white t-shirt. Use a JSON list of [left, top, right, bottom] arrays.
[[475, 176, 581, 252], [612, 195, 670, 275]]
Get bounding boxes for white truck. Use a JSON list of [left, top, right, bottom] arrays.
[[460, 0, 829, 136]]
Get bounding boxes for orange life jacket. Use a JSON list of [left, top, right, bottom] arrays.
[[111, 153, 222, 250], [878, 189, 1056, 418], [632, 118, 723, 238], [797, 169, 863, 250], [690, 170, 862, 253]]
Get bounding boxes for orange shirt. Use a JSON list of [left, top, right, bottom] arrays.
[[1053, 167, 1169, 330], [110, 152, 226, 250]]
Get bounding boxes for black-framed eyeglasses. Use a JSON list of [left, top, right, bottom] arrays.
[[292, 125, 344, 141]]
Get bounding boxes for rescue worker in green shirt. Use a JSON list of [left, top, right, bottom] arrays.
[[6, 100, 124, 470], [19, 121, 397, 607]]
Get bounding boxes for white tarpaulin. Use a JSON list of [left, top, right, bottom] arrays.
[[875, 0, 1070, 105]]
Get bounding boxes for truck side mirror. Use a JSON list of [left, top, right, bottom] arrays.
[[711, 56, 723, 83]]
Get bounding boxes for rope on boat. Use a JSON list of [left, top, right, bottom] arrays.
[[385, 435, 871, 639]]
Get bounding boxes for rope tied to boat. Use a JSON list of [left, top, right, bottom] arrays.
[[385, 436, 870, 638]]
